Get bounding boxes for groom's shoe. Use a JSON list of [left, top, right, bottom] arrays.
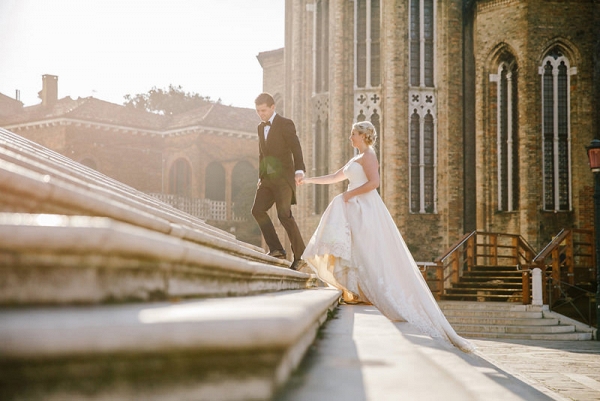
[[290, 259, 307, 271], [268, 249, 287, 259]]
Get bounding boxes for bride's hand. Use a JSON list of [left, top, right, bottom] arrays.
[[342, 192, 353, 202]]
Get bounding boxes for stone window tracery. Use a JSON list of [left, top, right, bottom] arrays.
[[539, 47, 574, 212], [491, 59, 519, 211], [409, 0, 436, 214]]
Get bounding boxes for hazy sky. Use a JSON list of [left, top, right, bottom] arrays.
[[0, 0, 285, 109]]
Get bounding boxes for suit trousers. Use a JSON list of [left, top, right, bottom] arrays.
[[251, 176, 305, 260]]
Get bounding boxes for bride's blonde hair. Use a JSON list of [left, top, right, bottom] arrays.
[[352, 121, 377, 146]]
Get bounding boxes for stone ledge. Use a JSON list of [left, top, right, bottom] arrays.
[[0, 128, 271, 264], [0, 213, 316, 305], [0, 289, 341, 401]]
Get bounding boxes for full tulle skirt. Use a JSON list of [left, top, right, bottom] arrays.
[[303, 191, 474, 353]]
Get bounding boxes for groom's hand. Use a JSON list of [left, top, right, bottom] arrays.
[[295, 171, 305, 186]]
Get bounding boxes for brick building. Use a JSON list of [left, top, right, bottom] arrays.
[[0, 74, 262, 244], [268, 0, 599, 261]]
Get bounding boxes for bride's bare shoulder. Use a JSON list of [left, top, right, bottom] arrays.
[[362, 148, 379, 164]]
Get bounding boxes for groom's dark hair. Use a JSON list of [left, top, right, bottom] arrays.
[[255, 92, 275, 107]]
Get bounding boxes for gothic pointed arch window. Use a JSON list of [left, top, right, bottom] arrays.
[[491, 58, 519, 211], [408, 0, 436, 214], [169, 158, 191, 196], [205, 162, 225, 201], [539, 46, 574, 211], [410, 109, 436, 213]]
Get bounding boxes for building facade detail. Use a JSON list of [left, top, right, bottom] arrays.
[[278, 0, 598, 260]]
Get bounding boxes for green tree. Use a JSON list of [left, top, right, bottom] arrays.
[[123, 84, 219, 115]]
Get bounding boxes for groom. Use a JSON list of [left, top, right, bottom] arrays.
[[252, 92, 307, 271]]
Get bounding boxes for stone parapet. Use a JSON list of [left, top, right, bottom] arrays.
[[0, 289, 341, 400]]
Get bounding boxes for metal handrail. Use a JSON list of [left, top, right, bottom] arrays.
[[547, 276, 596, 327]]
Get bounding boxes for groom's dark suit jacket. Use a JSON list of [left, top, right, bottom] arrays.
[[257, 114, 306, 205]]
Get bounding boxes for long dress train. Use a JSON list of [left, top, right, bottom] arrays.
[[302, 158, 474, 352]]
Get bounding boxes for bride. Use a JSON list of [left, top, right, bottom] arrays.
[[300, 121, 474, 353]]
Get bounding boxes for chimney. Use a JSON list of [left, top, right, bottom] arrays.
[[39, 74, 58, 107]]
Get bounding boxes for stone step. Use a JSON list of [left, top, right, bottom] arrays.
[[442, 309, 544, 319], [0, 213, 316, 305], [460, 331, 593, 341], [446, 316, 559, 326], [439, 300, 534, 311], [452, 323, 574, 334], [438, 301, 595, 341], [0, 288, 341, 401], [443, 291, 523, 301]]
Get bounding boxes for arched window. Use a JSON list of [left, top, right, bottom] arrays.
[[410, 109, 436, 213], [540, 47, 573, 211], [493, 59, 519, 211], [169, 158, 191, 196], [409, 0, 436, 214], [205, 162, 226, 201]]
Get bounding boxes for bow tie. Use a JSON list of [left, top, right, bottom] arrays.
[[262, 121, 271, 127]]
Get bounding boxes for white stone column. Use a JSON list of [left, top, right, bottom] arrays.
[[532, 268, 543, 306]]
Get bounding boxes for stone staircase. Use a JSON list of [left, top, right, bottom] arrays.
[[440, 301, 594, 340], [441, 265, 524, 302], [0, 127, 341, 401]]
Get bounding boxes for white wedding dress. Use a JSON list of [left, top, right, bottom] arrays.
[[303, 158, 474, 352]]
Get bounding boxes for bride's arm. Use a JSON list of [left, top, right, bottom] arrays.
[[302, 164, 348, 185]]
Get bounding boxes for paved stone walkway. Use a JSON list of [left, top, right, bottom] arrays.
[[471, 338, 600, 401], [276, 304, 578, 401]]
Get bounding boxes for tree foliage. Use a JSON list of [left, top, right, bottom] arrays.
[[123, 84, 219, 115]]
